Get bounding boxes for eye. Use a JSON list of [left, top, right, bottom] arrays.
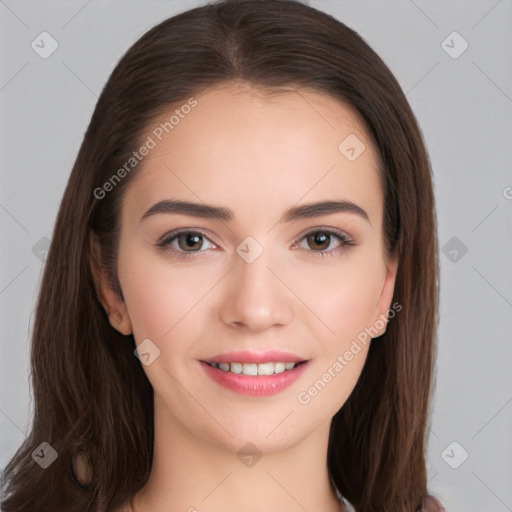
[[157, 227, 354, 260], [157, 229, 216, 259], [292, 228, 354, 257]]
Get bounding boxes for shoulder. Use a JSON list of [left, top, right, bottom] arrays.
[[421, 494, 446, 512]]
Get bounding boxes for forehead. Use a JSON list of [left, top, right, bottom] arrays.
[[122, 83, 383, 228]]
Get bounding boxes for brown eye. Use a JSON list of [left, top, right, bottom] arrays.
[[306, 232, 331, 251], [176, 232, 204, 252], [157, 229, 216, 259], [293, 228, 354, 257]]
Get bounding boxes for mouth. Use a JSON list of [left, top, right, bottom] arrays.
[[204, 360, 307, 375], [199, 351, 310, 396]]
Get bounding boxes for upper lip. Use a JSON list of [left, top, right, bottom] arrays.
[[203, 350, 307, 364]]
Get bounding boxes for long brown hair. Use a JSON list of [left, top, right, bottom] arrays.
[[1, 1, 439, 511]]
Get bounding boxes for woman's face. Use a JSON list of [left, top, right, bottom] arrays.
[[105, 83, 398, 453]]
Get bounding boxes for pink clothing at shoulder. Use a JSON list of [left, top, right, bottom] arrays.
[[422, 494, 446, 511]]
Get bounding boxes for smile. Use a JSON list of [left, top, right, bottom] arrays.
[[200, 350, 310, 396], [206, 361, 303, 375]]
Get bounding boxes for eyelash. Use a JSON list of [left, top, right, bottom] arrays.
[[157, 228, 355, 260]]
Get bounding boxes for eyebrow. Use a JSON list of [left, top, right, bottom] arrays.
[[140, 199, 371, 225]]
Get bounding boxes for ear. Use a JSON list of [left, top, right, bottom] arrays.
[[89, 232, 133, 336], [371, 252, 399, 338]]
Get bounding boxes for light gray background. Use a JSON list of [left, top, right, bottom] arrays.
[[1, 1, 511, 510]]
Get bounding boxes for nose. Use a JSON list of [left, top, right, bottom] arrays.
[[218, 249, 294, 332]]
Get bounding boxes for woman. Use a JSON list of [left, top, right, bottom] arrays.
[[1, 1, 444, 510]]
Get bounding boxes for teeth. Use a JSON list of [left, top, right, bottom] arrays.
[[243, 363, 258, 375], [258, 362, 274, 375], [274, 362, 285, 374], [209, 361, 299, 375], [230, 362, 242, 374]]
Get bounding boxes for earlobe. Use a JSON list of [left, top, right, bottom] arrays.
[[89, 233, 133, 336], [372, 253, 399, 338], [107, 311, 133, 336]]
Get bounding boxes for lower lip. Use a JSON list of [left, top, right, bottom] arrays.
[[200, 361, 309, 396]]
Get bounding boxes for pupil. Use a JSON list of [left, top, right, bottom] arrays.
[[311, 232, 329, 250], [182, 233, 201, 250]]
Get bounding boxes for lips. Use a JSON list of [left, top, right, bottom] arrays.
[[200, 350, 310, 396]]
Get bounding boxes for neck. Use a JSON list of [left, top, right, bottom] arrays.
[[131, 394, 343, 512]]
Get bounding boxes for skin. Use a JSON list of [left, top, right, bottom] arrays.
[[93, 82, 398, 512]]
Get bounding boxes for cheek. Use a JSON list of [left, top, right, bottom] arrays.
[[118, 246, 217, 354], [117, 242, 175, 339], [122, 270, 197, 342], [292, 251, 385, 350], [293, 256, 381, 417]]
